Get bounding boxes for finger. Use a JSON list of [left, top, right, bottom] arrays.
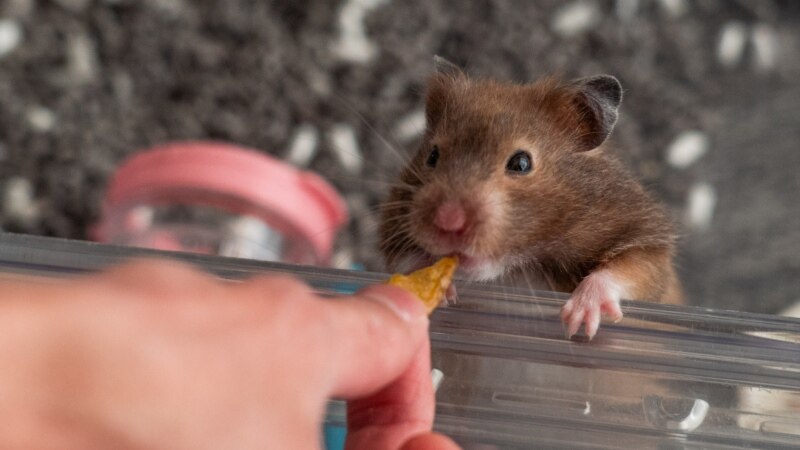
[[345, 341, 434, 450], [318, 284, 429, 399], [400, 433, 463, 450]]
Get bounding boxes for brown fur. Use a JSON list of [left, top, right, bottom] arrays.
[[380, 71, 682, 303]]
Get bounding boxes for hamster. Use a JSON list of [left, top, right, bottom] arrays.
[[379, 58, 682, 339]]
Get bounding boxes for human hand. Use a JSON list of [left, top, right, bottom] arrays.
[[0, 260, 460, 449]]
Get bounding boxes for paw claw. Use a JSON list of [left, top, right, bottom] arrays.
[[561, 272, 624, 339], [445, 284, 458, 305], [601, 300, 623, 322], [584, 308, 600, 339], [566, 309, 584, 338]]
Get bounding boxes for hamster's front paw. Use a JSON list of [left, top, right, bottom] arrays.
[[561, 271, 624, 339]]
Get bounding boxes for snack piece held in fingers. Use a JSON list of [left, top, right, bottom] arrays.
[[387, 256, 458, 315]]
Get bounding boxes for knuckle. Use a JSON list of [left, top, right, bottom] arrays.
[[112, 258, 212, 287], [244, 274, 318, 320]]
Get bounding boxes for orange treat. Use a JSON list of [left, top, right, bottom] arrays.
[[387, 256, 458, 314]]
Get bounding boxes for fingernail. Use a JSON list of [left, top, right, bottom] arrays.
[[358, 284, 427, 322]]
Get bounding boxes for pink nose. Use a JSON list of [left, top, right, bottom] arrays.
[[434, 201, 467, 232]]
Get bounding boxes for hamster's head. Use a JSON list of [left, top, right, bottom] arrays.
[[380, 59, 623, 281]]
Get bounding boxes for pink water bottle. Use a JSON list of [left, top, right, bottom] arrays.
[[94, 141, 347, 266]]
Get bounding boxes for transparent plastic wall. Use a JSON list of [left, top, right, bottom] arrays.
[[1, 233, 798, 449]]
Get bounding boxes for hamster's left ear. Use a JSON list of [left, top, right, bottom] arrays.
[[426, 56, 467, 129], [571, 75, 623, 151], [433, 55, 464, 79]]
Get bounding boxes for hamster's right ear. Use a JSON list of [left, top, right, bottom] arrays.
[[570, 75, 623, 151], [426, 56, 466, 129]]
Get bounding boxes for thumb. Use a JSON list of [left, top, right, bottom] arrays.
[[316, 284, 429, 399]]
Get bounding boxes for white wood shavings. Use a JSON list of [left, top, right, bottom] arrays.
[[658, 0, 688, 18], [685, 182, 716, 232], [219, 215, 283, 261], [0, 20, 22, 58], [615, 0, 639, 22], [431, 368, 444, 392], [329, 124, 363, 174], [26, 106, 57, 133], [332, 0, 389, 63], [3, 176, 40, 226], [666, 130, 709, 169], [751, 24, 778, 72], [780, 300, 800, 318], [392, 109, 426, 142], [67, 32, 99, 84], [552, 1, 601, 38], [717, 22, 748, 68], [285, 124, 319, 168], [306, 69, 332, 97]]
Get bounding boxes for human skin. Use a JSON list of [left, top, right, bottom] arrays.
[[0, 260, 460, 450]]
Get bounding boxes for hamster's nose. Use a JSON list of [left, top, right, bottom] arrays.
[[434, 201, 467, 232]]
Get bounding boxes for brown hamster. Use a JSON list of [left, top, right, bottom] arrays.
[[379, 58, 682, 339]]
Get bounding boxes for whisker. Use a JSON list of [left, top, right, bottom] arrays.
[[520, 270, 546, 322], [332, 93, 417, 169], [371, 207, 413, 219], [327, 174, 419, 192]]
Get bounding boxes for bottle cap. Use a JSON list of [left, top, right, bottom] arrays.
[[99, 141, 347, 263]]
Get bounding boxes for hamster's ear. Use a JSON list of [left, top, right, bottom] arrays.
[[426, 56, 466, 129], [570, 75, 623, 151], [433, 55, 464, 79]]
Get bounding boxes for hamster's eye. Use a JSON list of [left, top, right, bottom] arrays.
[[506, 150, 533, 174], [426, 145, 440, 168]]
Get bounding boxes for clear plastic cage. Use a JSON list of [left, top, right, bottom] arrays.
[[1, 233, 798, 449]]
